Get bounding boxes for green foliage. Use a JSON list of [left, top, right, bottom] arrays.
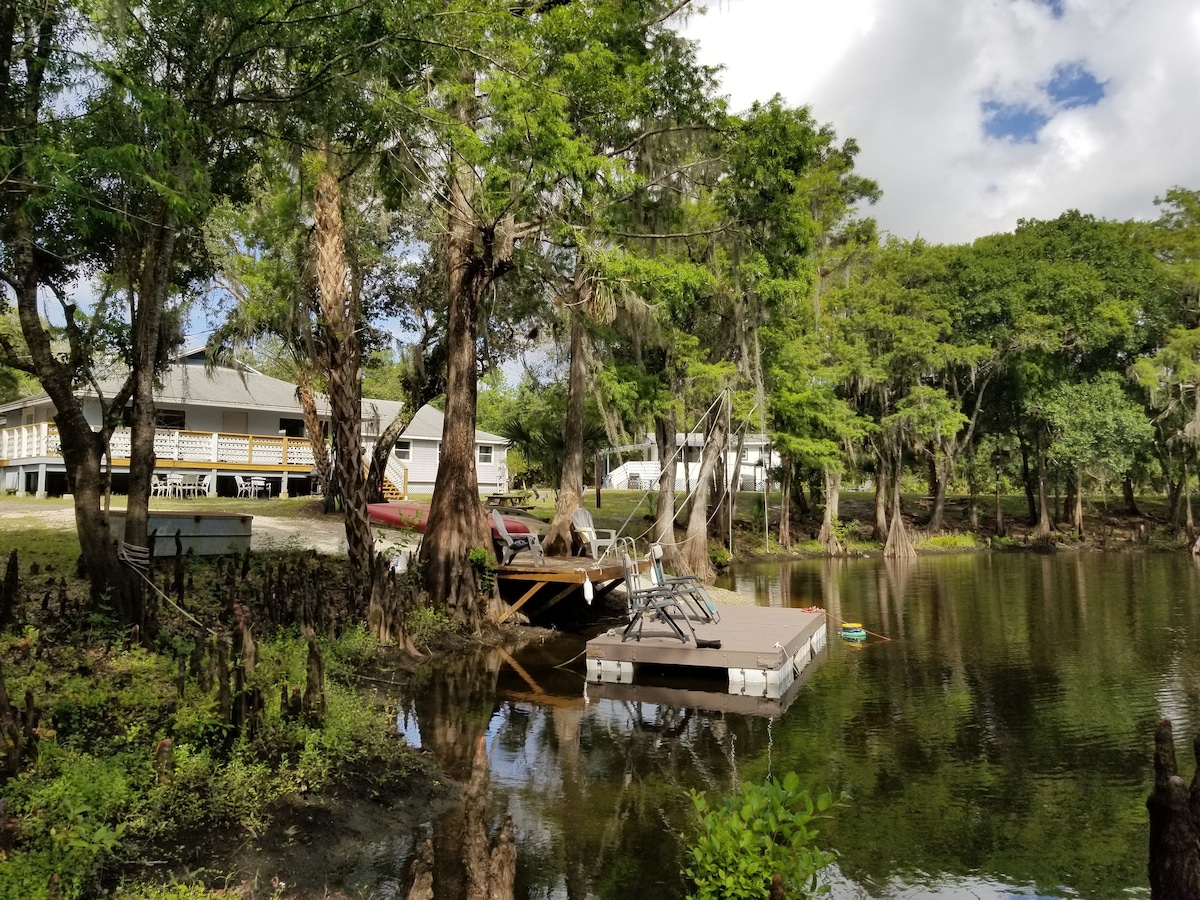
[[684, 773, 841, 900], [0, 627, 409, 900], [468, 546, 498, 595], [405, 603, 457, 646]]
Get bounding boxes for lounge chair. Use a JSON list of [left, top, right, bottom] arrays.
[[492, 509, 545, 566], [571, 508, 619, 561]]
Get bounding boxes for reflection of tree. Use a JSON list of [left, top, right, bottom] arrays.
[[409, 649, 514, 899]]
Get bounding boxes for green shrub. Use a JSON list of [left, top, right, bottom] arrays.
[[684, 773, 840, 900], [406, 603, 456, 646], [917, 533, 982, 551]]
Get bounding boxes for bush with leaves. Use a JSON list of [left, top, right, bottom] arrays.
[[684, 773, 841, 900]]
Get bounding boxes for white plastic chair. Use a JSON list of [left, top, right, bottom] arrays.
[[235, 475, 253, 498], [150, 474, 170, 498], [570, 508, 619, 561], [492, 509, 544, 566]]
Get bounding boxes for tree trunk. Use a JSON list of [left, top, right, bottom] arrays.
[[966, 441, 980, 529], [297, 371, 332, 494], [8, 202, 125, 599], [927, 455, 951, 533], [818, 468, 844, 556], [544, 303, 588, 556], [1123, 474, 1140, 516], [1036, 446, 1053, 541], [420, 97, 497, 626], [679, 413, 728, 581], [1187, 460, 1195, 546], [122, 205, 178, 637], [778, 465, 791, 549], [873, 459, 889, 542], [1071, 466, 1085, 539], [1021, 437, 1038, 526], [367, 410, 414, 503], [653, 410, 683, 572], [883, 458, 916, 559], [312, 165, 373, 611], [712, 450, 730, 543]]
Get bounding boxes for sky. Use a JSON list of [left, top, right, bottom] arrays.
[[681, 0, 1200, 244]]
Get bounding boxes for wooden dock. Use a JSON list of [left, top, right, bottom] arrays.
[[586, 606, 827, 698], [496, 553, 644, 623]]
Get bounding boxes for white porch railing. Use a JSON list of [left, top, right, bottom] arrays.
[[2, 424, 321, 469]]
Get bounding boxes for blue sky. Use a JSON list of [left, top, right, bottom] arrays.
[[682, 0, 1200, 243]]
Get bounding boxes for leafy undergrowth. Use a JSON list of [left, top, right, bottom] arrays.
[[0, 553, 430, 900]]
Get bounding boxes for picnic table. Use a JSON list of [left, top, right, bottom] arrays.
[[487, 492, 533, 511]]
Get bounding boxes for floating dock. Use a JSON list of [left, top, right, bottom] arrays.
[[586, 606, 827, 698]]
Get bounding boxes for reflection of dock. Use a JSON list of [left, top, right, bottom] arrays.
[[586, 606, 827, 698], [496, 555, 646, 623], [585, 648, 827, 717]]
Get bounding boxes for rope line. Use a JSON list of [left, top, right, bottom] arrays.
[[612, 390, 767, 550], [118, 541, 216, 635]]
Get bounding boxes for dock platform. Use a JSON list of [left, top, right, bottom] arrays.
[[496, 553, 645, 623], [586, 606, 827, 698]]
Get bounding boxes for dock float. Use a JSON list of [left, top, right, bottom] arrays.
[[586, 606, 827, 698]]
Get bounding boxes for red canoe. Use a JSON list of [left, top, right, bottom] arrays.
[[367, 501, 538, 535]]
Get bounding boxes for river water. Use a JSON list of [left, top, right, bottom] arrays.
[[391, 552, 1200, 899]]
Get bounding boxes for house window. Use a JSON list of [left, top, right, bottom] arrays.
[[155, 409, 186, 430], [279, 418, 304, 438], [478, 445, 493, 464], [395, 441, 411, 461]]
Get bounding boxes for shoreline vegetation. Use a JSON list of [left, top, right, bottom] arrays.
[[0, 487, 1187, 899]]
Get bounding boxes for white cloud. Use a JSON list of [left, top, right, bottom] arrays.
[[681, 0, 1200, 243]]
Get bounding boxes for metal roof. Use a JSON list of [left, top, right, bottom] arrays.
[[402, 403, 507, 445], [0, 362, 405, 425]]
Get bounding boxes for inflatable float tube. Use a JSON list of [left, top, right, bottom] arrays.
[[841, 622, 868, 642]]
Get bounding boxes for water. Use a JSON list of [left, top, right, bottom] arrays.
[[391, 552, 1200, 899]]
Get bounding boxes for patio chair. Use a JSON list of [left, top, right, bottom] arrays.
[[150, 474, 170, 498], [618, 540, 696, 644], [571, 508, 619, 561], [492, 509, 545, 566], [647, 542, 720, 624], [235, 475, 254, 498]]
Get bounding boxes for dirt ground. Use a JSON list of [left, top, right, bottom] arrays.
[[0, 498, 420, 559]]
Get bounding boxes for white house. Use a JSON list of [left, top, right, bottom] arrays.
[[395, 404, 509, 496], [0, 353, 406, 499], [604, 431, 779, 492]]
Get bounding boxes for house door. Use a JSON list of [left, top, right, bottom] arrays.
[[222, 411, 248, 434]]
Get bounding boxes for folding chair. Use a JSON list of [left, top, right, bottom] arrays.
[[618, 540, 697, 644], [571, 508, 619, 561], [648, 543, 721, 624], [492, 509, 545, 566]]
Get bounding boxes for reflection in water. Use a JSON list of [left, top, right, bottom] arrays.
[[388, 554, 1200, 899]]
